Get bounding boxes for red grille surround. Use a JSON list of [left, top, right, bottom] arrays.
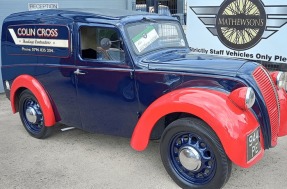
[[253, 66, 280, 147]]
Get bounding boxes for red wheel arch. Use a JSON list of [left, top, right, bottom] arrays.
[[130, 88, 264, 168], [10, 75, 56, 127]]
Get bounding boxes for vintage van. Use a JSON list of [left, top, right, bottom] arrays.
[[1, 9, 287, 189]]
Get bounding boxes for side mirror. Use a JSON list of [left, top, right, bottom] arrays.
[[100, 38, 112, 50]]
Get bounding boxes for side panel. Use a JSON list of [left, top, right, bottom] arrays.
[[2, 20, 82, 127], [131, 88, 264, 168]]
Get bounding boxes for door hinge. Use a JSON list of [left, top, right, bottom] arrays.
[[130, 71, 134, 79], [137, 111, 142, 118]]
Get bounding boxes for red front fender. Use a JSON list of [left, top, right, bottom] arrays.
[[10, 75, 56, 126], [131, 88, 264, 168], [278, 88, 287, 137]]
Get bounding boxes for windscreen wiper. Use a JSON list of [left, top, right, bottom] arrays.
[[142, 17, 157, 23]]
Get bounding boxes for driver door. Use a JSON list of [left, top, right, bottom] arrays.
[[74, 24, 139, 137]]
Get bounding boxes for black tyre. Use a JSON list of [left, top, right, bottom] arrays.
[[19, 90, 53, 139], [160, 118, 231, 189]]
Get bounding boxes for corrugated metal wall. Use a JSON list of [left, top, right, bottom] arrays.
[[0, 0, 135, 93]]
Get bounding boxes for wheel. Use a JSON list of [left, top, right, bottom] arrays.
[[19, 90, 53, 139], [160, 118, 231, 189]]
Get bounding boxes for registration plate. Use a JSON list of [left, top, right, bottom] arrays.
[[247, 127, 261, 162]]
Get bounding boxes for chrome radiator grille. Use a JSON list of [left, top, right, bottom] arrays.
[[253, 66, 280, 147]]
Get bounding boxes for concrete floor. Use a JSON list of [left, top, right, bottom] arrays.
[[0, 93, 287, 189]]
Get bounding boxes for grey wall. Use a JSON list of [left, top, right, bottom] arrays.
[[0, 0, 135, 93]]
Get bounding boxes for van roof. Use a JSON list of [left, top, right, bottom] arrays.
[[8, 8, 150, 20], [5, 8, 174, 25]]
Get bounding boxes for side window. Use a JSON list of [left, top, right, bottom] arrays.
[[80, 26, 124, 62]]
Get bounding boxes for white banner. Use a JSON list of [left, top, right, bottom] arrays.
[[8, 28, 68, 48]]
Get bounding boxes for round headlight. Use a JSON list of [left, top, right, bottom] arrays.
[[229, 87, 256, 110], [276, 72, 286, 89], [245, 87, 255, 109]]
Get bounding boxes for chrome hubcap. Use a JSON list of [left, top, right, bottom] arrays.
[[25, 107, 37, 124], [179, 146, 202, 171]]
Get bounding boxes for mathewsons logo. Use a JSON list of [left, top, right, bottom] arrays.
[[216, 0, 266, 50], [190, 0, 287, 51]]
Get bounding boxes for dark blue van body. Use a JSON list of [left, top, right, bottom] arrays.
[[2, 9, 287, 189]]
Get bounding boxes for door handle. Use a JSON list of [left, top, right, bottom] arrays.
[[74, 68, 86, 75]]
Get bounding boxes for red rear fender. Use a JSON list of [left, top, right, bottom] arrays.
[[10, 75, 56, 127]]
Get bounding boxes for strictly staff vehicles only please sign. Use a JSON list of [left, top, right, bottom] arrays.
[[186, 0, 287, 64]]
